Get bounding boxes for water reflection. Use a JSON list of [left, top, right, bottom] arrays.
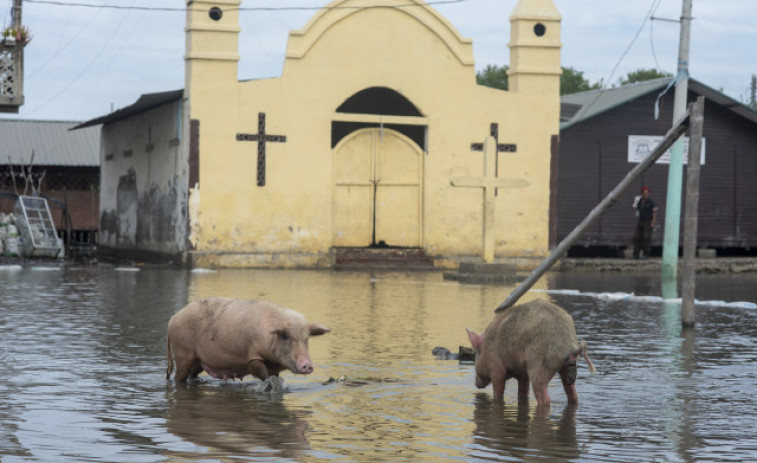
[[471, 394, 579, 461], [165, 383, 311, 459]]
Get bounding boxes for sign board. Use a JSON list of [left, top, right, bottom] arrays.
[[628, 135, 706, 165]]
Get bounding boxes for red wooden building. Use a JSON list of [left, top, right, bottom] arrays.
[[0, 119, 100, 254]]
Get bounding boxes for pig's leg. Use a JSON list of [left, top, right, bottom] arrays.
[[559, 370, 579, 404], [491, 377, 506, 402], [491, 368, 507, 402], [249, 359, 269, 380], [189, 361, 203, 379], [174, 356, 201, 382], [517, 374, 530, 402], [531, 382, 551, 406], [528, 369, 552, 406]]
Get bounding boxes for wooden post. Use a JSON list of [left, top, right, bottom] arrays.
[[681, 96, 705, 327], [496, 104, 694, 312]]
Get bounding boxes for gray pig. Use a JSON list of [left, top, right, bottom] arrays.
[[466, 299, 596, 406], [166, 297, 330, 382]]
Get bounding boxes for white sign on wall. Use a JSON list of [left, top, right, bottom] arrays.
[[628, 135, 706, 165]]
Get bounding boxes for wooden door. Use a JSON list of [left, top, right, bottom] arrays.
[[333, 128, 423, 247]]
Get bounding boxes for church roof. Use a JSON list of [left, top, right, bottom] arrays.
[[73, 89, 183, 129], [285, 0, 474, 66], [0, 119, 100, 166], [560, 77, 757, 130]]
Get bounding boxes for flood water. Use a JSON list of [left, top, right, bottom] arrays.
[[1, 263, 756, 462]]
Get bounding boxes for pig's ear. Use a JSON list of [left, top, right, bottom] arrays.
[[309, 323, 330, 336], [466, 328, 484, 351]]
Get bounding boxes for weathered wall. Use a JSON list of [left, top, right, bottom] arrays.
[[99, 99, 188, 255]]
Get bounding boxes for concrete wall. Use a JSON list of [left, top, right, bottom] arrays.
[[99, 99, 188, 257]]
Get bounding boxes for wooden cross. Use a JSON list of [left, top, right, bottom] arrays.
[[236, 112, 287, 186], [451, 136, 528, 263], [470, 123, 517, 196]]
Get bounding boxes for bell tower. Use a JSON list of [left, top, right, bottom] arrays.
[[507, 0, 561, 96], [185, 0, 241, 119]]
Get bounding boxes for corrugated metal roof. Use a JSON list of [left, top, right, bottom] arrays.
[[0, 119, 100, 166], [74, 89, 183, 129], [560, 77, 757, 130], [560, 78, 671, 129]]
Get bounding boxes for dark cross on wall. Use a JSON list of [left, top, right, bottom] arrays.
[[470, 123, 517, 196], [236, 112, 287, 186]]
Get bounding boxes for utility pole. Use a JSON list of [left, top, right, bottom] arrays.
[[1, 0, 23, 112], [661, 0, 693, 283], [12, 0, 21, 29], [681, 96, 704, 327]]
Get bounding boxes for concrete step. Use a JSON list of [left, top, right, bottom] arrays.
[[443, 261, 523, 284], [332, 247, 435, 270]]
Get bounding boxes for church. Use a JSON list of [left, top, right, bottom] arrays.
[[78, 0, 562, 268]]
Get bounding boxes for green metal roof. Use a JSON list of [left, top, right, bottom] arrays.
[[560, 77, 757, 130]]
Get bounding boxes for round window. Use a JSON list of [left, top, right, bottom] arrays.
[[209, 7, 223, 21], [534, 23, 546, 37]]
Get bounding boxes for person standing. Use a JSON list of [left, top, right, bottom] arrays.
[[632, 186, 658, 259]]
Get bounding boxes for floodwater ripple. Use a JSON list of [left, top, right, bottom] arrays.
[[0, 265, 755, 462]]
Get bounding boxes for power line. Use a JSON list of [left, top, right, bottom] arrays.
[[648, 0, 664, 74], [23, 0, 468, 12], [571, 0, 664, 124], [23, 0, 135, 116]]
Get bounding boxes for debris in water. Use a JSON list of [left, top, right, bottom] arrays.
[[322, 376, 403, 387], [432, 347, 458, 360], [191, 268, 217, 274], [432, 346, 475, 363]]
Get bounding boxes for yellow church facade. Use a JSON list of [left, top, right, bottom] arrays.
[[184, 0, 561, 269], [89, 0, 561, 269]]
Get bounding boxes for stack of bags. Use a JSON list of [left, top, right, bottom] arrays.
[[0, 212, 21, 256]]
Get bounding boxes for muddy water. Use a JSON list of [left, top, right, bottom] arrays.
[[1, 264, 755, 462]]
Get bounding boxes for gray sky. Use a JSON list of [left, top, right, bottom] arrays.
[[2, 0, 755, 122]]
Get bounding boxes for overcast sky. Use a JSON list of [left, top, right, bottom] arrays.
[[1, 0, 755, 122]]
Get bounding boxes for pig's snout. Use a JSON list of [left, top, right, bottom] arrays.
[[475, 374, 491, 389], [296, 358, 313, 374]]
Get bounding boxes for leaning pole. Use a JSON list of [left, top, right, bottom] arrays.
[[496, 102, 697, 313]]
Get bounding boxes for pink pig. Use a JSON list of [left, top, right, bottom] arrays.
[[466, 299, 596, 406], [166, 297, 330, 382]]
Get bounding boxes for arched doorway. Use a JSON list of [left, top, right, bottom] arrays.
[[333, 127, 423, 247]]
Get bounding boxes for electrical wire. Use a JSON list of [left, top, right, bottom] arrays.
[[648, 0, 664, 74], [2, 0, 11, 30], [23, 0, 469, 12], [74, 0, 147, 118], [571, 0, 665, 124], [26, 2, 105, 79], [22, 1, 135, 116]]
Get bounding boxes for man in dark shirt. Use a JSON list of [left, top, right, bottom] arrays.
[[632, 186, 658, 259]]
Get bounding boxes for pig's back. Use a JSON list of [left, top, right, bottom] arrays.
[[169, 297, 268, 348], [497, 300, 579, 367]]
